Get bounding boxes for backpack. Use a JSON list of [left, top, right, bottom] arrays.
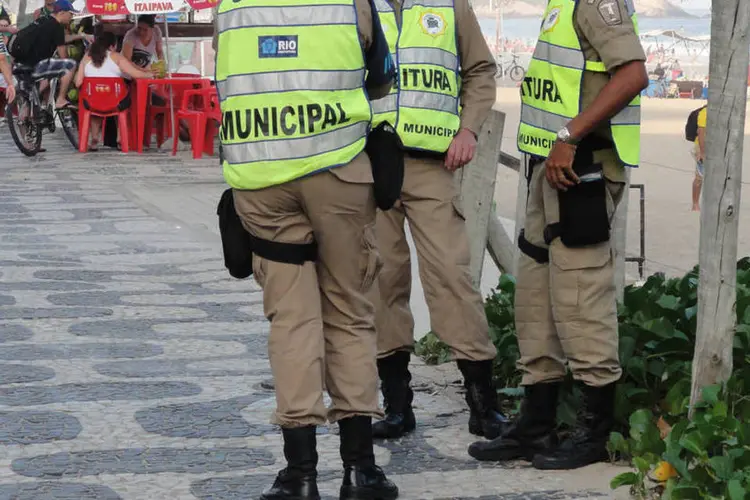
[[685, 106, 706, 142], [8, 19, 43, 63]]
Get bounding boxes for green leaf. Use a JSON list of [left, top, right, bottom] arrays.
[[607, 431, 629, 455], [708, 455, 734, 481], [629, 409, 654, 436], [610, 472, 639, 489], [657, 294, 681, 311], [679, 432, 707, 457], [633, 456, 651, 474], [727, 479, 745, 500], [497, 387, 524, 398], [701, 384, 722, 405], [684, 304, 698, 322]]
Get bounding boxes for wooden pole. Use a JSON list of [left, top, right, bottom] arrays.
[[455, 109, 504, 288], [689, 0, 750, 412]]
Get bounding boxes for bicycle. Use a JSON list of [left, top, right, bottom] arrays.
[[496, 53, 526, 82], [5, 63, 79, 156]]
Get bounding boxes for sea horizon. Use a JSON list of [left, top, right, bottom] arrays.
[[479, 14, 712, 39]]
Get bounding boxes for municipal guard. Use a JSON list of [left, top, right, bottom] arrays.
[[468, 0, 648, 470], [369, 0, 507, 440], [215, 0, 399, 498]]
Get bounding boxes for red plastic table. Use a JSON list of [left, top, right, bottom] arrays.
[[131, 76, 211, 154]]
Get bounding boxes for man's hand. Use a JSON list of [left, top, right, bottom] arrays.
[[444, 128, 477, 172], [4, 84, 15, 103], [545, 141, 579, 191]]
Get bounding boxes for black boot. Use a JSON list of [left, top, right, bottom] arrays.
[[372, 351, 416, 439], [339, 416, 399, 500], [456, 360, 510, 439], [468, 382, 561, 461], [532, 383, 616, 470], [261, 426, 321, 500]]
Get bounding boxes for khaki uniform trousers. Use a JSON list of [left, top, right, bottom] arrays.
[[234, 157, 384, 427], [515, 149, 625, 388], [372, 155, 497, 361]]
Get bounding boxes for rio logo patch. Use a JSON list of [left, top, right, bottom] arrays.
[[258, 35, 298, 58]]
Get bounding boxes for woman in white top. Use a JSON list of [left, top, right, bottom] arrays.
[[75, 31, 153, 150]]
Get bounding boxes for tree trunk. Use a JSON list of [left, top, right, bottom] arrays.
[[689, 0, 750, 413]]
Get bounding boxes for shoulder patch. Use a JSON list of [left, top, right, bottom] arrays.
[[597, 0, 622, 26]]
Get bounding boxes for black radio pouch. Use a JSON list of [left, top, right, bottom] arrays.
[[553, 146, 610, 248], [217, 189, 318, 279], [366, 121, 404, 211]]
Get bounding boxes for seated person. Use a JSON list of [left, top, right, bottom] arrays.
[[75, 31, 153, 150], [9, 0, 92, 111], [121, 14, 166, 107], [122, 15, 163, 69]]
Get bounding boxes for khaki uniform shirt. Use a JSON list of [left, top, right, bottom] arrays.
[[388, 0, 497, 136], [574, 0, 646, 179]]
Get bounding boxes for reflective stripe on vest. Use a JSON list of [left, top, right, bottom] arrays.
[[517, 0, 641, 167], [216, 0, 372, 190], [372, 0, 461, 153]]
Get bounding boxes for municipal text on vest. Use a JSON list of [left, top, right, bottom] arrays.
[[519, 132, 554, 151], [403, 123, 457, 137], [221, 103, 351, 141]]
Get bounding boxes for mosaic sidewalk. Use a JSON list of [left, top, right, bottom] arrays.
[[0, 132, 623, 499]]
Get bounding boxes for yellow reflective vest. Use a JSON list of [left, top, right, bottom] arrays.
[[372, 0, 461, 153], [517, 0, 641, 167], [216, 0, 373, 190]]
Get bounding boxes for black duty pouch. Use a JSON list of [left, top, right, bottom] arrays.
[[554, 145, 610, 248], [365, 121, 404, 211], [217, 189, 319, 279], [217, 188, 254, 279]]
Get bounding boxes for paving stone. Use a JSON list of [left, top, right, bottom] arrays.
[[0, 324, 33, 343], [0, 364, 55, 384], [0, 307, 113, 320], [11, 447, 274, 477], [0, 411, 81, 445], [135, 396, 277, 438], [0, 342, 163, 360], [0, 293, 16, 305], [0, 381, 202, 406], [0, 481, 123, 499]]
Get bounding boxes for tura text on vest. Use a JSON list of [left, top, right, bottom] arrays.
[[221, 103, 351, 141], [521, 76, 562, 104], [401, 68, 452, 91]]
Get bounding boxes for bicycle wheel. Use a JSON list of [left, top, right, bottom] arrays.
[[509, 65, 526, 82], [6, 91, 42, 157], [58, 107, 79, 150]]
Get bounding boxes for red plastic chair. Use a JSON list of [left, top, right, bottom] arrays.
[[78, 77, 131, 153], [172, 86, 220, 159], [144, 76, 210, 148]]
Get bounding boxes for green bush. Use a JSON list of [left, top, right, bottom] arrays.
[[415, 258, 750, 496]]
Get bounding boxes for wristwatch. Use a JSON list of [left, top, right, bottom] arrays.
[[556, 126, 578, 145]]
